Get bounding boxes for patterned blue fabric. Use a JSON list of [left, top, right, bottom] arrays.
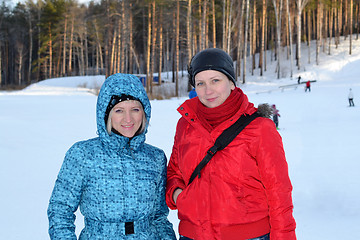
[[48, 73, 176, 240]]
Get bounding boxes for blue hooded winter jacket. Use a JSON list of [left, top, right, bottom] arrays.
[[47, 73, 176, 240]]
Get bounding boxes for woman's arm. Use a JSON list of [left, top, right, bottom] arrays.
[[256, 119, 296, 239], [47, 144, 85, 239], [165, 122, 186, 209], [152, 153, 177, 240]]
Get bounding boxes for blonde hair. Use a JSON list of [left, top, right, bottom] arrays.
[[106, 102, 147, 136]]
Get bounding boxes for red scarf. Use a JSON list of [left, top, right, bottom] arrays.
[[197, 87, 244, 132]]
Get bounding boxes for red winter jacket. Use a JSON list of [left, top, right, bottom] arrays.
[[166, 93, 296, 240]]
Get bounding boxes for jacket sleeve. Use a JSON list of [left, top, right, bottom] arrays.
[[166, 120, 186, 210], [152, 152, 177, 240], [47, 143, 85, 240], [255, 119, 297, 240]]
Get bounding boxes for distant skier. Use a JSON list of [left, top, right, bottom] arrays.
[[305, 80, 311, 92], [348, 88, 355, 107], [297, 75, 301, 84], [271, 104, 281, 129]]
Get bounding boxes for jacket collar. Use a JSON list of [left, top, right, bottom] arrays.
[[177, 90, 256, 133]]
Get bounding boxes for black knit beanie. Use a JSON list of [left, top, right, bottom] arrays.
[[188, 48, 236, 87]]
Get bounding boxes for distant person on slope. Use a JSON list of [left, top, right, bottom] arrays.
[[47, 73, 176, 240], [297, 75, 301, 84], [305, 80, 311, 92], [348, 88, 355, 107], [271, 104, 281, 129], [188, 87, 197, 99], [166, 48, 296, 240]]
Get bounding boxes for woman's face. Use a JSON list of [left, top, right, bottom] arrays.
[[110, 100, 144, 138], [195, 70, 235, 108]]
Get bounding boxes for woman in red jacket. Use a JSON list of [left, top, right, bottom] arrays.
[[166, 48, 296, 240]]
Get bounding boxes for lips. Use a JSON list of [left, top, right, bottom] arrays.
[[121, 124, 134, 129], [206, 97, 217, 102]]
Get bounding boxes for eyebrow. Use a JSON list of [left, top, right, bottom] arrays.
[[196, 75, 222, 81]]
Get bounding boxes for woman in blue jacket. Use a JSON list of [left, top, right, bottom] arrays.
[[47, 73, 176, 240]]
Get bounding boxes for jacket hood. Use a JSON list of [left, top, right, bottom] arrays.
[[96, 73, 151, 148]]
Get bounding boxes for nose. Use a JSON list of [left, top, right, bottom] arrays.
[[204, 84, 213, 95], [124, 111, 132, 123]]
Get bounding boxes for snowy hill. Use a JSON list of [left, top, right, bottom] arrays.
[[0, 38, 359, 239]]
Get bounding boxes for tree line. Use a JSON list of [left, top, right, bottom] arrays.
[[0, 0, 359, 95]]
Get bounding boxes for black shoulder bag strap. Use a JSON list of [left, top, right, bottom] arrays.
[[188, 112, 260, 185]]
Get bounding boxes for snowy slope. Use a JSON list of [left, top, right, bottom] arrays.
[[1, 38, 359, 239]]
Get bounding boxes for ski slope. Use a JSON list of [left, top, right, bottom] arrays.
[[1, 39, 359, 239]]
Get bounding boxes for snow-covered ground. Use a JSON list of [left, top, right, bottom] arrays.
[[1, 38, 360, 239]]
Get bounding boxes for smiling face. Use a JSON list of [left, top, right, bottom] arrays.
[[110, 100, 144, 138], [195, 70, 235, 108]]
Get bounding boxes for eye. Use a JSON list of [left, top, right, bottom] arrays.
[[114, 108, 123, 113], [212, 78, 220, 83], [196, 82, 203, 86], [132, 108, 141, 112]]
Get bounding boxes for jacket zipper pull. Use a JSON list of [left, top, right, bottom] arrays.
[[128, 141, 135, 159]]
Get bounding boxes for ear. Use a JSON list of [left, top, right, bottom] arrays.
[[230, 81, 236, 90]]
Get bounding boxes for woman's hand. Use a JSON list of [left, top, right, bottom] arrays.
[[173, 188, 183, 204]]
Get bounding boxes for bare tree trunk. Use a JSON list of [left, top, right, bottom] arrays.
[[186, 0, 193, 91], [264, 8, 268, 72], [322, 7, 328, 53], [158, 5, 163, 85], [328, 5, 334, 55], [222, 0, 226, 49], [236, 0, 246, 81], [117, 11, 121, 73], [119, 1, 125, 73], [201, 0, 207, 50], [27, 7, 33, 83], [0, 48, 2, 85], [84, 25, 88, 75], [295, 0, 310, 70], [36, 1, 42, 81], [307, 9, 311, 64], [175, 0, 180, 97], [338, 0, 343, 45], [272, 0, 283, 79], [116, 23, 120, 73], [250, 1, 255, 75], [259, 0, 266, 76], [344, 0, 348, 39], [316, 1, 322, 65], [350, 0, 353, 55], [286, 0, 293, 77], [146, 2, 152, 93], [110, 27, 117, 75], [94, 22, 104, 75], [212, 0, 216, 47], [187, 0, 192, 60], [129, 2, 134, 73], [79, 34, 85, 76], [150, 0, 157, 88], [17, 43, 24, 85], [356, 1, 359, 39], [68, 16, 74, 76], [357, 1, 359, 39], [48, 24, 53, 79], [198, 0, 203, 50], [242, 0, 249, 83], [62, 16, 67, 76], [226, 0, 234, 53]]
